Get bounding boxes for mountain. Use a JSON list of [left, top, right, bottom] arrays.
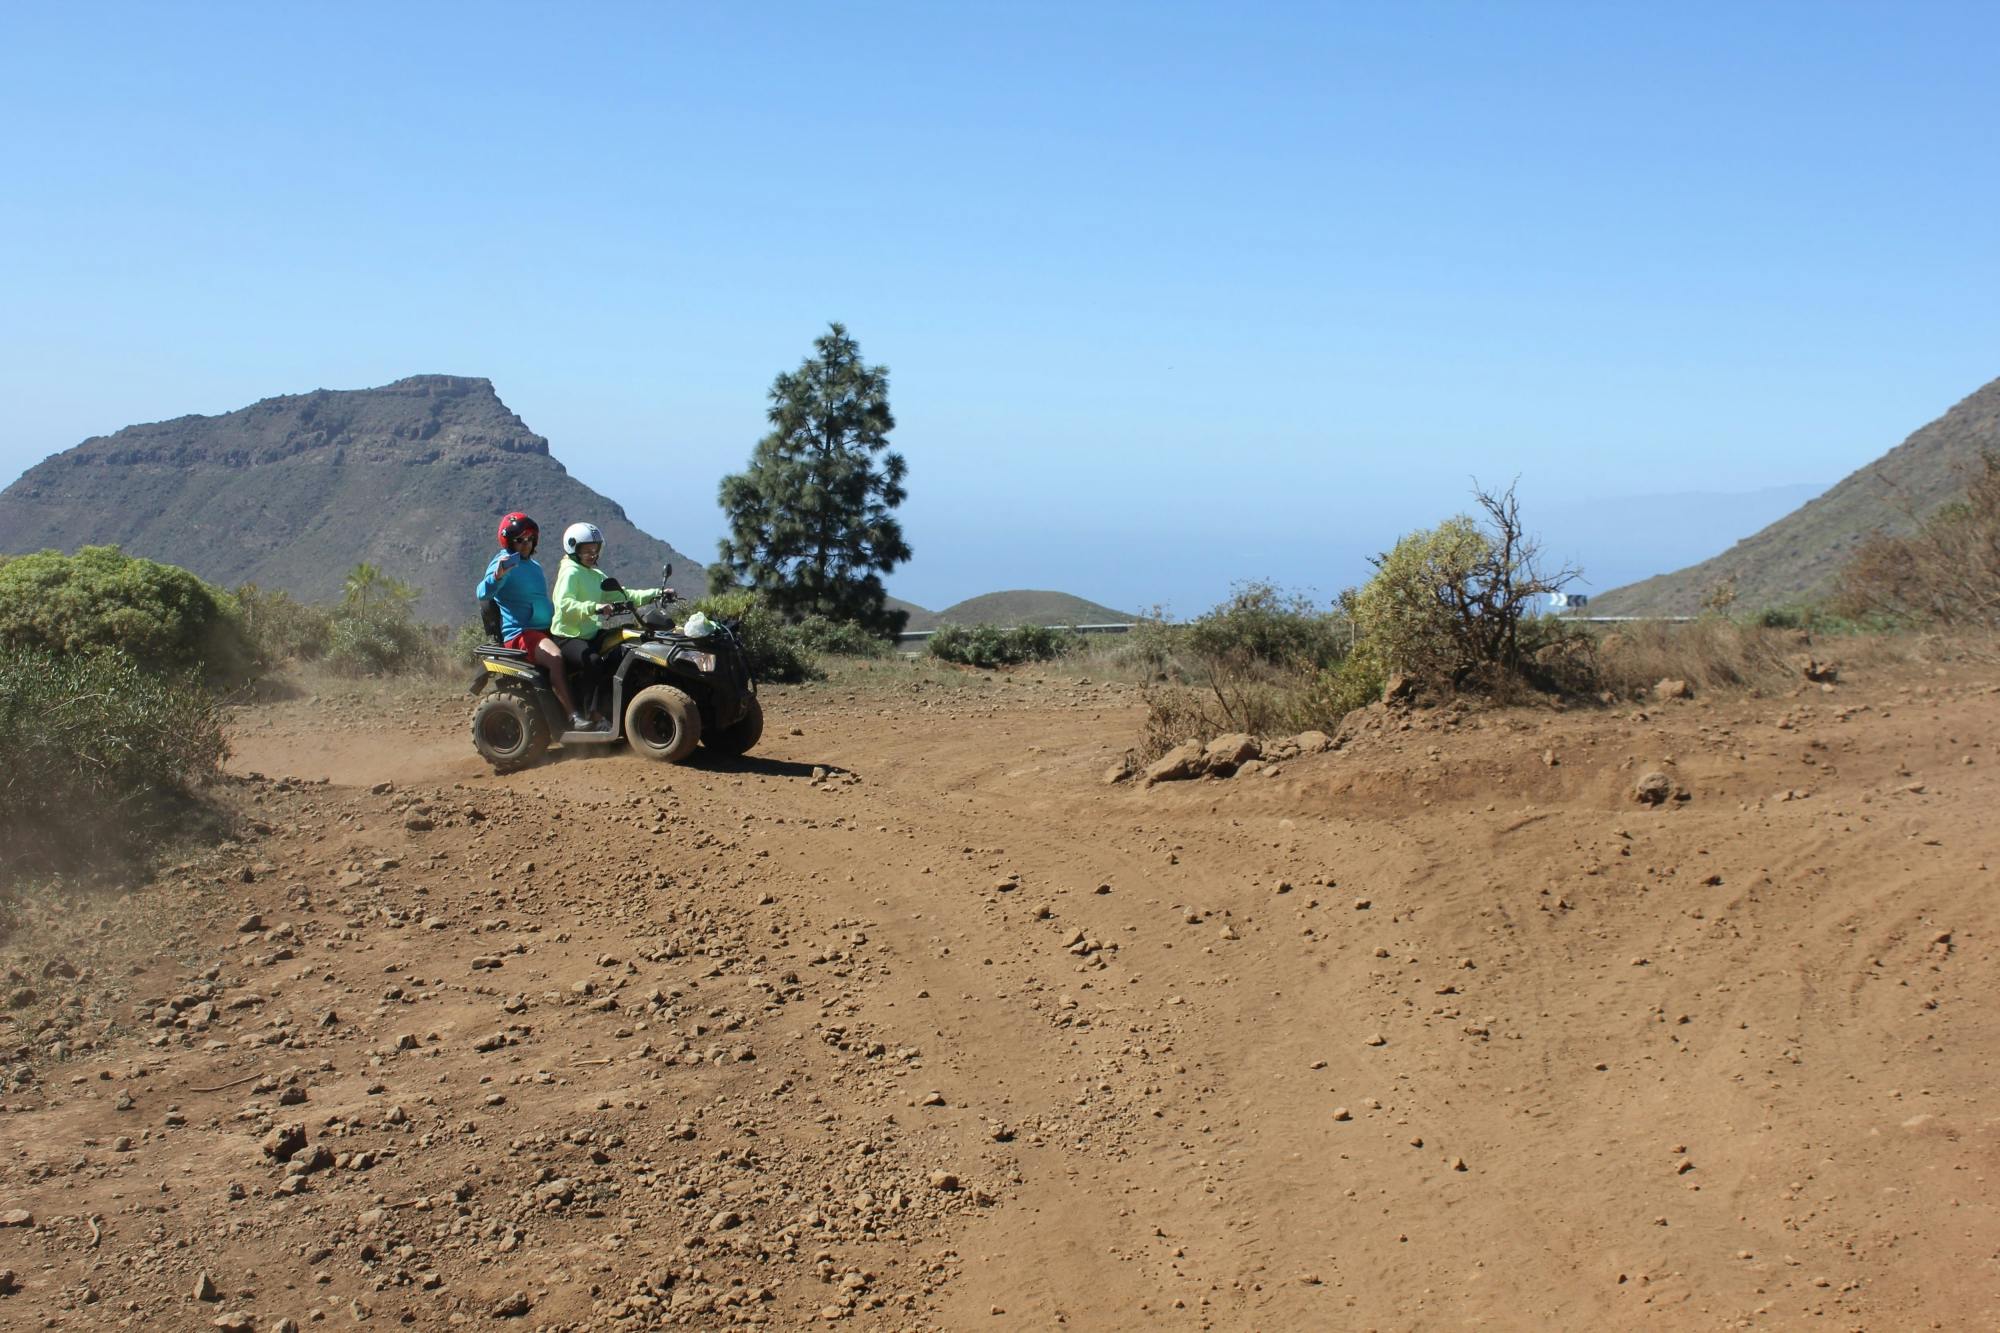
[[1593, 375, 2000, 615], [907, 589, 1134, 632], [1537, 483, 1827, 596], [0, 375, 707, 623]]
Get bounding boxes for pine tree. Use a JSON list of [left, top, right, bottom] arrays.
[[711, 323, 912, 634]]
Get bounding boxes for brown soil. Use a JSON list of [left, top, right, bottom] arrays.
[[1, 664, 1996, 1329]]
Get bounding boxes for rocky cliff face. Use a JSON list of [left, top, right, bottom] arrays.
[[1594, 374, 2000, 615], [0, 375, 706, 622]]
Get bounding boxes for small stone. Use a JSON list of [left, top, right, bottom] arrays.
[[212, 1313, 255, 1333], [404, 815, 435, 831], [928, 1171, 960, 1191], [0, 1210, 32, 1229], [1364, 1034, 1387, 1047], [1332, 1106, 1351, 1121], [236, 913, 266, 933], [194, 1271, 220, 1301], [709, 1210, 742, 1232], [1633, 771, 1675, 805], [260, 1123, 306, 1162], [490, 1291, 532, 1318], [0, 1269, 17, 1295]]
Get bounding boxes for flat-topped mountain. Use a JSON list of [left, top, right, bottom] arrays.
[[1595, 374, 2000, 615], [0, 375, 706, 622]]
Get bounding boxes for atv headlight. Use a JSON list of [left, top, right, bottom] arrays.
[[685, 651, 716, 673]]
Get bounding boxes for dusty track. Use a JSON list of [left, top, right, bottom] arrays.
[[2, 664, 1996, 1329]]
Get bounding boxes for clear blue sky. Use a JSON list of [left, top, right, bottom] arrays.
[[4, 1, 1997, 612]]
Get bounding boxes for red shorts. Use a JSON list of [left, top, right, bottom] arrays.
[[505, 630, 553, 655]]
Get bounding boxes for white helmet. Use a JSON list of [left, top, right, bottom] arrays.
[[562, 522, 605, 555]]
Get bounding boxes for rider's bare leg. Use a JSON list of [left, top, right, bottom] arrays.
[[533, 638, 581, 720]]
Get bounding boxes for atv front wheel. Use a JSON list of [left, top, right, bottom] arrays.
[[472, 690, 549, 773], [702, 696, 764, 756], [625, 684, 701, 763]]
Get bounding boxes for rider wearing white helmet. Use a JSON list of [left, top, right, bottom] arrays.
[[552, 522, 666, 721]]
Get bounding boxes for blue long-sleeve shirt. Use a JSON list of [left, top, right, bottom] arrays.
[[476, 552, 553, 639]]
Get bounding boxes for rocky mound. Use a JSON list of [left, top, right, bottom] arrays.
[[0, 375, 705, 622], [1593, 374, 2000, 614]]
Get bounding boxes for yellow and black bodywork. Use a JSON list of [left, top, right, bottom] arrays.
[[467, 592, 762, 773]]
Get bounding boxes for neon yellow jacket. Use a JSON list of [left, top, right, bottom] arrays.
[[551, 558, 662, 639]]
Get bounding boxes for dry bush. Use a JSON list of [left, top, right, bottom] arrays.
[[1594, 620, 1820, 696], [1137, 658, 1371, 763], [1837, 452, 2000, 627]]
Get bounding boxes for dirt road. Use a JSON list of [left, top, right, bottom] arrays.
[[2, 664, 1996, 1329]]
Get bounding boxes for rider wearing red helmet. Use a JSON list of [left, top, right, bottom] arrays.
[[476, 512, 591, 730]]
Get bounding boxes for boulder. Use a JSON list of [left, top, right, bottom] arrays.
[[1654, 678, 1691, 700], [1791, 654, 1838, 683], [1292, 730, 1334, 754], [1143, 742, 1207, 786], [1381, 672, 1417, 704], [1101, 762, 1134, 786], [1202, 733, 1260, 773]]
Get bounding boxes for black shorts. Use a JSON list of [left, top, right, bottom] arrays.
[[558, 636, 597, 675]]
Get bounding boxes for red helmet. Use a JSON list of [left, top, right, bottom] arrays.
[[497, 512, 539, 549]]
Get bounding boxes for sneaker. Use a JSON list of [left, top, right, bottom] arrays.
[[569, 712, 593, 732]]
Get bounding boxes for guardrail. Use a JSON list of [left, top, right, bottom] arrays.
[[894, 615, 1682, 647], [895, 623, 1136, 645]]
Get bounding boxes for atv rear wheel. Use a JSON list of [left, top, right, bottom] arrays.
[[624, 684, 701, 763], [472, 690, 549, 773], [702, 696, 764, 756]]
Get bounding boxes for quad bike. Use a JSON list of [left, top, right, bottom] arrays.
[[468, 565, 763, 773]]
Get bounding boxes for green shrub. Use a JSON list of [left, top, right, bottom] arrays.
[[1185, 582, 1347, 670], [0, 647, 227, 880], [689, 590, 821, 683], [236, 583, 333, 663], [447, 621, 489, 668], [237, 567, 453, 677], [324, 605, 438, 677], [1352, 516, 1491, 689], [1125, 612, 1192, 678], [790, 614, 894, 658], [0, 546, 254, 686], [928, 623, 1080, 668], [1350, 482, 1579, 695]]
